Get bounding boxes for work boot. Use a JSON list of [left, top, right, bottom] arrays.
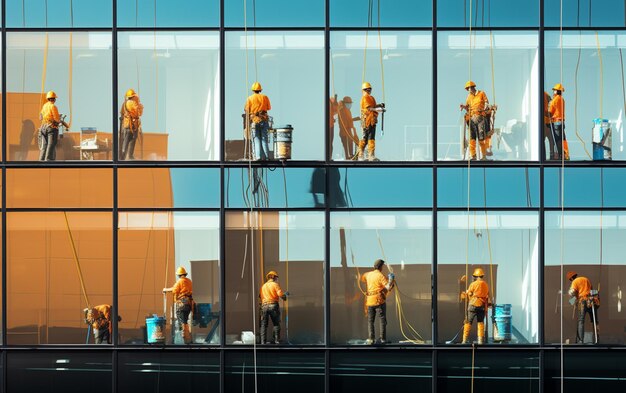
[[480, 156, 491, 161], [477, 322, 485, 345], [461, 323, 471, 344], [273, 327, 281, 345], [365, 338, 374, 345], [469, 155, 477, 161], [367, 140, 376, 161]]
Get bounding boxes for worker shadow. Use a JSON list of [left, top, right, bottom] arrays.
[[17, 119, 37, 161], [310, 167, 347, 208]]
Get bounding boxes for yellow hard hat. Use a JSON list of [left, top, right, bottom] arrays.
[[46, 91, 57, 100], [266, 271, 279, 280], [176, 266, 188, 276], [125, 88, 137, 98], [566, 271, 577, 281], [251, 82, 262, 91], [362, 82, 372, 90], [552, 83, 565, 92], [465, 80, 476, 89], [472, 267, 485, 277], [342, 96, 353, 103]]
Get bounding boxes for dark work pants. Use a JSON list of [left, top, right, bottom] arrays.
[[39, 126, 58, 161], [577, 300, 599, 343], [176, 301, 192, 330], [549, 122, 565, 159], [467, 305, 486, 324], [260, 303, 281, 343], [120, 127, 138, 160], [367, 303, 387, 341], [94, 327, 110, 344]]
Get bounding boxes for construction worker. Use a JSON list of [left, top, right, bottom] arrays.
[[329, 95, 339, 158], [39, 91, 69, 161], [548, 83, 569, 160], [119, 89, 143, 160], [260, 271, 287, 344], [84, 304, 121, 344], [361, 259, 395, 345], [357, 82, 385, 161], [462, 267, 490, 344], [543, 91, 557, 160], [460, 81, 495, 160], [567, 271, 600, 343], [338, 96, 359, 159], [163, 266, 194, 344], [245, 82, 272, 161]]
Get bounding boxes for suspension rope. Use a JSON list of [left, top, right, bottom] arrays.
[[63, 212, 91, 308], [330, 49, 360, 146], [154, 0, 159, 129], [595, 31, 604, 119], [376, 0, 385, 103], [559, 2, 565, 391]]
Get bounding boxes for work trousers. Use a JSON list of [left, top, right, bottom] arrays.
[[94, 327, 111, 344], [39, 125, 58, 161], [467, 304, 485, 324], [251, 121, 270, 160], [339, 128, 355, 159], [576, 299, 599, 343], [544, 123, 556, 159], [549, 122, 565, 159], [175, 298, 192, 329], [260, 303, 281, 343], [469, 115, 488, 141], [367, 303, 387, 341], [120, 127, 138, 160]]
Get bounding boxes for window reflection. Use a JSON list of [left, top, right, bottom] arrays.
[[438, 31, 539, 161], [117, 0, 219, 28], [545, 351, 626, 391], [226, 0, 324, 27], [545, 0, 625, 27], [544, 167, 626, 207], [437, 212, 539, 344], [330, 212, 432, 345], [225, 211, 324, 345], [437, 0, 538, 27], [330, 0, 431, 27], [118, 212, 219, 345], [6, 0, 113, 28]]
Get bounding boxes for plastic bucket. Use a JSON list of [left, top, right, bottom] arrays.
[[274, 125, 293, 160], [493, 304, 512, 342], [145, 315, 166, 344], [592, 118, 612, 160], [195, 303, 212, 328]]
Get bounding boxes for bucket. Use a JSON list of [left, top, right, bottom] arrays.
[[145, 314, 166, 344], [195, 303, 212, 328], [241, 331, 255, 344], [273, 125, 293, 160], [493, 304, 512, 342], [592, 118, 612, 160]]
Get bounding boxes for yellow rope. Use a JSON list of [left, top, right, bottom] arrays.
[[67, 32, 73, 128], [63, 212, 91, 308], [489, 31, 496, 104], [40, 33, 49, 108], [595, 31, 604, 118], [377, 0, 385, 103]]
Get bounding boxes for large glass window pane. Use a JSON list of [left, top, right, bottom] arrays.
[[330, 31, 432, 161], [437, 212, 539, 344], [545, 31, 626, 160], [225, 31, 324, 161], [545, 350, 626, 391], [7, 168, 113, 208], [7, 212, 113, 345], [330, 351, 432, 391], [437, 0, 538, 27], [117, 352, 219, 393], [438, 167, 539, 208], [118, 32, 220, 161], [545, 211, 626, 344], [118, 212, 220, 345], [225, 211, 324, 345], [225, 0, 323, 27], [438, 31, 539, 161], [7, 352, 112, 393], [6, 32, 113, 161], [117, 0, 219, 27], [330, 212, 432, 345], [545, 0, 626, 27], [331, 0, 431, 27], [544, 167, 626, 207], [7, 0, 112, 28]]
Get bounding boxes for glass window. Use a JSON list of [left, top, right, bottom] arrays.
[[117, 32, 220, 161], [118, 212, 219, 345], [119, 168, 220, 209], [545, 350, 626, 391], [331, 0, 431, 27], [225, 211, 324, 345], [438, 31, 539, 161], [437, 350, 539, 392], [117, 351, 219, 393], [7, 212, 113, 345], [438, 167, 539, 208], [545, 31, 626, 160], [330, 31, 432, 161], [6, 0, 112, 28], [7, 168, 113, 208], [330, 212, 432, 345], [225, 167, 324, 209], [225, 0, 323, 27], [6, 32, 113, 161], [7, 352, 112, 392], [225, 31, 325, 161], [544, 211, 625, 345], [544, 167, 626, 208], [437, 0, 538, 27], [117, 0, 219, 28], [545, 0, 626, 27], [329, 167, 432, 208], [330, 351, 432, 391], [437, 212, 539, 344]]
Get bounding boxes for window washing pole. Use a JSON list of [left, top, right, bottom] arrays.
[[63, 212, 91, 309]]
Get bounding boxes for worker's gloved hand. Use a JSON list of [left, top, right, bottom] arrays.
[[162, 288, 168, 294], [388, 273, 395, 282], [284, 291, 290, 297]]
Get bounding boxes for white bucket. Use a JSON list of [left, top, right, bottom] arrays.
[[241, 331, 255, 344]]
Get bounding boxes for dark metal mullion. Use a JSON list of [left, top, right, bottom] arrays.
[[111, 1, 119, 391], [324, 1, 331, 391], [1, 0, 7, 364], [431, 0, 439, 356], [219, 4, 226, 393]]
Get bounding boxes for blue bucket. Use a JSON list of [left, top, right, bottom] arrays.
[[493, 304, 512, 341], [145, 314, 166, 344], [195, 303, 212, 328]]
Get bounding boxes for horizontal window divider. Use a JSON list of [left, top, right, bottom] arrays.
[[543, 206, 626, 211], [325, 26, 434, 31], [5, 27, 113, 32], [436, 207, 539, 211], [6, 207, 113, 212], [4, 162, 116, 169], [222, 26, 325, 31], [116, 26, 220, 31], [117, 207, 220, 212], [434, 26, 542, 31], [328, 207, 433, 212], [223, 207, 325, 212], [543, 26, 626, 31]]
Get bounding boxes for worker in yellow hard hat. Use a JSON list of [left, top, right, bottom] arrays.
[[460, 81, 495, 160], [39, 90, 69, 161], [567, 271, 600, 343], [163, 266, 194, 344], [338, 96, 359, 159], [260, 271, 287, 344], [357, 82, 386, 161], [461, 267, 490, 344], [119, 88, 144, 160], [83, 304, 122, 344], [244, 82, 272, 160], [361, 259, 395, 344], [548, 83, 569, 160]]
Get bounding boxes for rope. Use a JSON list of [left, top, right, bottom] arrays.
[[133, 212, 155, 328], [377, 0, 385, 103], [282, 165, 289, 342], [559, 2, 565, 391], [471, 344, 476, 393], [330, 49, 360, 146], [40, 34, 49, 108], [153, 0, 159, 129], [595, 31, 604, 118], [63, 212, 91, 308], [67, 33, 73, 128]]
